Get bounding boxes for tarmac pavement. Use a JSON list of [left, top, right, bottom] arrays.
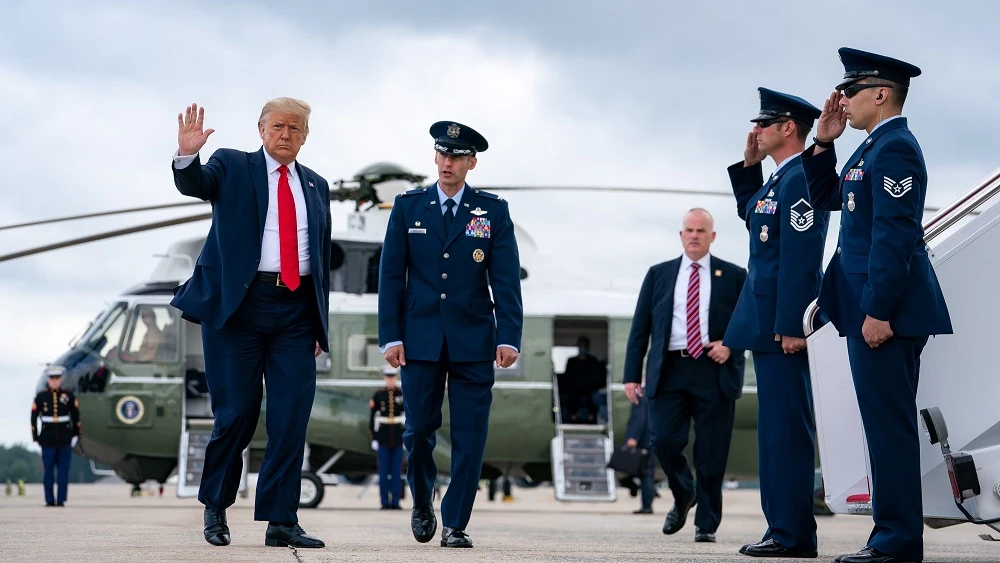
[[1, 482, 998, 562]]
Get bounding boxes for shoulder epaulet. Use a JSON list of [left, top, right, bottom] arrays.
[[472, 189, 503, 201], [399, 187, 427, 197]]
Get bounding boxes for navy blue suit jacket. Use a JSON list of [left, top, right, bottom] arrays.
[[623, 256, 748, 400], [170, 148, 333, 351], [377, 184, 523, 362], [801, 118, 952, 337], [723, 158, 830, 352]]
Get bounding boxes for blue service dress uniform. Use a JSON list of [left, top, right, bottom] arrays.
[[378, 148, 523, 534], [723, 88, 828, 554], [370, 384, 406, 509], [800, 48, 953, 562], [31, 387, 81, 506]]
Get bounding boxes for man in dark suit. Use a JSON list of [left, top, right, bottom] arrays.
[[623, 385, 656, 514], [623, 208, 747, 543], [378, 121, 523, 549], [171, 100, 332, 549], [803, 49, 952, 563]]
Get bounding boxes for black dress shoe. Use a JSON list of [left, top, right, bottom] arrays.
[[56, 502, 65, 507], [662, 498, 695, 535], [837, 546, 911, 563], [440, 527, 473, 548], [694, 527, 716, 543], [633, 507, 653, 514], [411, 504, 437, 543], [740, 538, 817, 558], [264, 523, 325, 548], [203, 507, 231, 547]]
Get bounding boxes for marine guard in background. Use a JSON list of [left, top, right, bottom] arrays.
[[30, 365, 81, 507], [370, 365, 406, 510]]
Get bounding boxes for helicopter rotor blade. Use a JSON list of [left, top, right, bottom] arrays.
[[0, 201, 207, 232], [0, 212, 212, 263]]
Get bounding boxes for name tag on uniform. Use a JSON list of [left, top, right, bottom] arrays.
[[408, 228, 427, 234]]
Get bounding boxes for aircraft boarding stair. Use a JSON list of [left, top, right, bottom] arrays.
[[805, 167, 1000, 534], [550, 375, 617, 502]]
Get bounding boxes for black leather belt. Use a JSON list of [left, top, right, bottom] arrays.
[[256, 271, 311, 287], [666, 349, 695, 358]]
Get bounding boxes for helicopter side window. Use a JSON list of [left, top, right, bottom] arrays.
[[119, 305, 180, 364], [346, 334, 384, 374], [77, 302, 128, 361]]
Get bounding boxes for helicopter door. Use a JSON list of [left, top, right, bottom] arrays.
[[175, 320, 249, 498], [549, 317, 616, 502]]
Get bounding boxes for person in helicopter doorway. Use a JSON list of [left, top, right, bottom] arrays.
[[370, 364, 406, 509], [562, 336, 607, 423], [30, 365, 81, 507]]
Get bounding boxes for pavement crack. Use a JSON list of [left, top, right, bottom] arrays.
[[289, 546, 305, 563]]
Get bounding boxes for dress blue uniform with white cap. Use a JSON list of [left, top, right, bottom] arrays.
[[723, 88, 828, 556], [378, 121, 523, 544], [801, 48, 953, 563]]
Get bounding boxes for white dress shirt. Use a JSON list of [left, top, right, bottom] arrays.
[[173, 148, 311, 275], [668, 253, 711, 351]]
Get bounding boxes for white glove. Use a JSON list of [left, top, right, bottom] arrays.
[[71, 436, 79, 448], [371, 440, 379, 451]]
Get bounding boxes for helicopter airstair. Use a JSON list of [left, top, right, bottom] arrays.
[[550, 374, 617, 502], [175, 338, 250, 498], [804, 167, 1000, 534]]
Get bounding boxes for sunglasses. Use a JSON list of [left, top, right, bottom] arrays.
[[841, 82, 893, 99], [755, 117, 790, 128]]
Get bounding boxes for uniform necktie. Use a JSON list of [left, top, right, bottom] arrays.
[[443, 198, 456, 232], [686, 263, 703, 359], [277, 165, 300, 291]]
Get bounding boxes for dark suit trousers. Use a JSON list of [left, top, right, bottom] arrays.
[[401, 342, 494, 531], [847, 335, 927, 562], [198, 277, 319, 524], [754, 351, 817, 551], [648, 353, 735, 533]]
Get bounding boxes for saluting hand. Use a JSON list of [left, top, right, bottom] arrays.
[[496, 347, 518, 369], [816, 92, 847, 145], [177, 103, 215, 156], [384, 344, 406, 368], [744, 131, 764, 167]]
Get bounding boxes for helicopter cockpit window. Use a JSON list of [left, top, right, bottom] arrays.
[[76, 302, 128, 361], [119, 305, 180, 363], [346, 335, 385, 373]]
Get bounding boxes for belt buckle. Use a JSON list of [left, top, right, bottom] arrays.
[[275, 273, 286, 288], [680, 349, 690, 358]]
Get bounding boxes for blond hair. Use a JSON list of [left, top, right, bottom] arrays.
[[258, 97, 311, 134]]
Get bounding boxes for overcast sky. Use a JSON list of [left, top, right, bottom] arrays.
[[1, 1, 998, 449]]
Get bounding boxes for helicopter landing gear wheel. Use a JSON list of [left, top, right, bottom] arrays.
[[298, 471, 324, 509]]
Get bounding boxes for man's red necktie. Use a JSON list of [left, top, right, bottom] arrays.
[[686, 263, 703, 358], [277, 165, 300, 291]]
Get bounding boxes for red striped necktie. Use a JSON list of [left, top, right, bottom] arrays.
[[685, 263, 703, 358], [277, 165, 300, 291]]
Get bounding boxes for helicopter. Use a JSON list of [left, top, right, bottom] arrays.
[[5, 161, 959, 508]]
